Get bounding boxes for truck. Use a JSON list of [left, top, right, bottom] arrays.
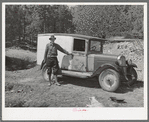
[[37, 33, 137, 92]]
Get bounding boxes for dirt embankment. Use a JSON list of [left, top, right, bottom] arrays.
[[6, 48, 36, 71], [103, 40, 144, 81], [5, 42, 144, 107]]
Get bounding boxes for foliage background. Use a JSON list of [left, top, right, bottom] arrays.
[[5, 5, 144, 49]]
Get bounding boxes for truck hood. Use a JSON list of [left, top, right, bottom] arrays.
[[87, 54, 118, 72], [95, 54, 118, 61], [89, 54, 118, 61]]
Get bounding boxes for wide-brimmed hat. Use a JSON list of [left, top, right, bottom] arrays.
[[49, 35, 56, 40]]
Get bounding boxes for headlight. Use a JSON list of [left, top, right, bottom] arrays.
[[117, 55, 126, 66]]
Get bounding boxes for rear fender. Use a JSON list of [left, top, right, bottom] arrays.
[[40, 60, 46, 70], [92, 63, 119, 77]]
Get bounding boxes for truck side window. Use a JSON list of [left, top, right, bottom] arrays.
[[73, 39, 85, 52], [90, 40, 101, 52]]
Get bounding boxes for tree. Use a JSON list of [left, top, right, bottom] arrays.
[[6, 5, 24, 42], [72, 5, 143, 39], [6, 5, 75, 48]]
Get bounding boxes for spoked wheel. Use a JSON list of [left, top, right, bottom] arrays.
[[99, 69, 120, 92], [126, 67, 138, 86], [42, 64, 50, 82]]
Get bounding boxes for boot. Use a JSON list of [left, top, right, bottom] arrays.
[[51, 73, 55, 84]]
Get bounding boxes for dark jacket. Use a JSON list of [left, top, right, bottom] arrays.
[[44, 42, 69, 61]]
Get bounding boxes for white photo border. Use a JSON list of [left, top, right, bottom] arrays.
[[2, 2, 148, 120]]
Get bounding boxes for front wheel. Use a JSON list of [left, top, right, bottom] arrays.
[[42, 64, 49, 82], [99, 69, 120, 92]]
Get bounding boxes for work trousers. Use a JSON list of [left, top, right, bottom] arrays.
[[46, 57, 59, 75]]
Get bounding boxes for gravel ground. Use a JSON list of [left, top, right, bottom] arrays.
[[5, 45, 144, 107], [5, 66, 144, 107]]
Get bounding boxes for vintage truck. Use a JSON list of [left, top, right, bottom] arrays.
[[37, 33, 137, 92]]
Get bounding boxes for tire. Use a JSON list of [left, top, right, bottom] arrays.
[[42, 64, 49, 82], [126, 68, 137, 86], [99, 69, 120, 92]]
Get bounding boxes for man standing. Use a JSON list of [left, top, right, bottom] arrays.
[[44, 35, 71, 86]]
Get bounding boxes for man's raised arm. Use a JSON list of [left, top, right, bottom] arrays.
[[56, 44, 71, 55]]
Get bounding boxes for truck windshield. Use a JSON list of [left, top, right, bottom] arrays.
[[89, 40, 101, 52]]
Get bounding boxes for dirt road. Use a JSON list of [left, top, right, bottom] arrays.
[[5, 66, 144, 107], [5, 48, 144, 107]]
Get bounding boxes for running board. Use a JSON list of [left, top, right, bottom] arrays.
[[61, 70, 92, 78]]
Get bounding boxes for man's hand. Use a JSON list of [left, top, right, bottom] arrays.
[[67, 53, 73, 58]]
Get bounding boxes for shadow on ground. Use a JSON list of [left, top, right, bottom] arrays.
[[116, 80, 144, 93], [59, 76, 143, 93], [59, 76, 101, 89], [6, 56, 36, 71]]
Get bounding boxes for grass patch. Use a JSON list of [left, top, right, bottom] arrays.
[[6, 98, 26, 107], [5, 82, 34, 107], [5, 82, 14, 91]]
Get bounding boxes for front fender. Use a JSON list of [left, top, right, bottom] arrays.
[[92, 63, 119, 77], [128, 63, 137, 68]]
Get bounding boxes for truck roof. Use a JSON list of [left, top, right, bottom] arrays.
[[38, 33, 106, 41]]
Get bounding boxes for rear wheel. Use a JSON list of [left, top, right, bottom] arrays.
[[42, 64, 49, 82], [99, 69, 120, 92]]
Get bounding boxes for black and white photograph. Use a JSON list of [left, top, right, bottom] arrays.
[[2, 2, 147, 120]]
